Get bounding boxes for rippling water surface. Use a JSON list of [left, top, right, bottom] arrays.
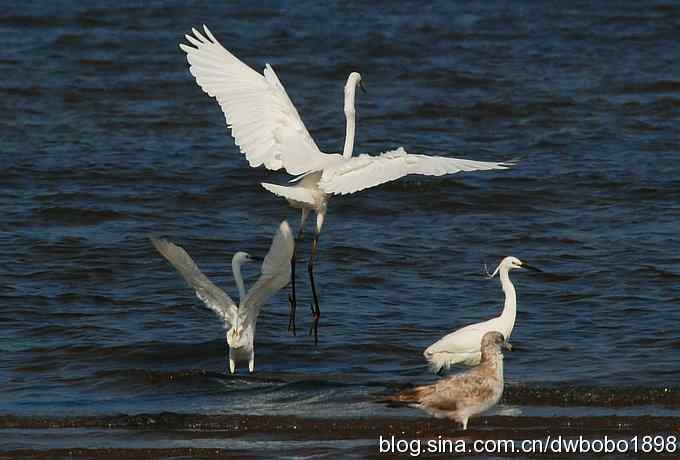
[[3, 0, 680, 456]]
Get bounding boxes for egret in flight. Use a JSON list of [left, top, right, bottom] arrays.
[[151, 221, 294, 374], [383, 331, 511, 430], [424, 256, 540, 374], [180, 26, 513, 343]]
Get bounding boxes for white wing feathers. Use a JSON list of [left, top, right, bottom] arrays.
[[260, 182, 317, 206], [425, 317, 506, 356], [180, 25, 330, 175], [425, 325, 487, 356], [238, 221, 295, 328], [151, 238, 237, 328], [319, 147, 511, 195]]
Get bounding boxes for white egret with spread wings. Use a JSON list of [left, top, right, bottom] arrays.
[[180, 26, 513, 343], [151, 221, 294, 374]]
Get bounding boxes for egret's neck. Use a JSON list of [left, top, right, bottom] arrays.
[[342, 85, 357, 159], [231, 258, 247, 304], [498, 268, 517, 334]]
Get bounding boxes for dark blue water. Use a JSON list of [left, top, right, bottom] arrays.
[[3, 0, 680, 455]]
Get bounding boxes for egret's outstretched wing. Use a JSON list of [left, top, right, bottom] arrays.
[[151, 238, 237, 329], [318, 147, 512, 195], [238, 221, 295, 328], [180, 26, 336, 175]]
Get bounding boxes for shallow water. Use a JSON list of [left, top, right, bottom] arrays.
[[3, 0, 680, 456]]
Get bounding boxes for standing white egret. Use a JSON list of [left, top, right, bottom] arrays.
[[383, 331, 511, 430], [151, 221, 294, 374], [180, 25, 513, 343], [423, 256, 540, 374]]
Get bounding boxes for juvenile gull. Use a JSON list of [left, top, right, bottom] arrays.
[[424, 256, 540, 374], [384, 331, 511, 430], [180, 25, 513, 343], [151, 221, 294, 373]]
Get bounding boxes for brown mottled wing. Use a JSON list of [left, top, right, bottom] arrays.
[[380, 384, 437, 407], [419, 374, 495, 412]]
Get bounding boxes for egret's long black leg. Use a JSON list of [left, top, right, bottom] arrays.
[[288, 253, 297, 335], [288, 224, 305, 335], [308, 234, 321, 345]]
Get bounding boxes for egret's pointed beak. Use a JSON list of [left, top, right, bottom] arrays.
[[359, 81, 367, 94], [521, 262, 542, 272], [250, 256, 262, 263]]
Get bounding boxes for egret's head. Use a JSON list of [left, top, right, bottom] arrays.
[[232, 251, 255, 266], [488, 256, 541, 277], [505, 256, 524, 271], [345, 72, 366, 94], [481, 331, 512, 352]]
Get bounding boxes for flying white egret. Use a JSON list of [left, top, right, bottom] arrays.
[[383, 331, 511, 430], [151, 221, 294, 374], [180, 25, 513, 343], [423, 256, 540, 374]]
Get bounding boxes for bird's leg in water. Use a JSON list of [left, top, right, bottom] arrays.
[[288, 210, 309, 335], [308, 234, 321, 344], [288, 252, 297, 334]]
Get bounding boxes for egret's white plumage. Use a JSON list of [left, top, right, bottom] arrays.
[[180, 28, 510, 185], [180, 27, 333, 175], [424, 256, 538, 373], [180, 26, 513, 341], [151, 221, 294, 373]]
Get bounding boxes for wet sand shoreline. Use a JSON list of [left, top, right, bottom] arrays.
[[2, 413, 680, 434], [2, 413, 678, 459]]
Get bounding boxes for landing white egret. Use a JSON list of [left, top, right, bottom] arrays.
[[424, 256, 540, 374], [151, 221, 294, 373], [384, 331, 511, 430], [180, 26, 513, 343]]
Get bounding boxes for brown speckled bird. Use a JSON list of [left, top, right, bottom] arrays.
[[383, 331, 511, 430]]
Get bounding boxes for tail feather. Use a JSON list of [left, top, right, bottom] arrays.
[[261, 182, 316, 206], [377, 385, 434, 408], [424, 350, 453, 374], [379, 397, 412, 408]]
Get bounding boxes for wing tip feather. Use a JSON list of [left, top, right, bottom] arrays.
[[202, 24, 216, 42], [150, 236, 172, 253]]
